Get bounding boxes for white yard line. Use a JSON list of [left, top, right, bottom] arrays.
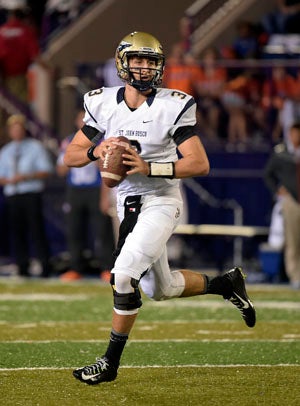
[[0, 293, 88, 301], [0, 293, 299, 310], [144, 300, 300, 310], [0, 364, 299, 372], [0, 338, 299, 343]]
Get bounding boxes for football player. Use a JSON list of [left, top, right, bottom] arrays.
[[64, 31, 256, 385]]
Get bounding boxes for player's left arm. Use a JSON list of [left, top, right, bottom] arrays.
[[171, 94, 210, 178], [175, 135, 210, 178]]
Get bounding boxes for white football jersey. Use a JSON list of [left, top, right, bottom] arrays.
[[83, 86, 197, 201]]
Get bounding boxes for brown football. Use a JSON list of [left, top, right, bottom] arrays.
[[99, 136, 131, 188]]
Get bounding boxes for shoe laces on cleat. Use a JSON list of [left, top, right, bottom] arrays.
[[73, 356, 118, 385], [83, 357, 109, 376]]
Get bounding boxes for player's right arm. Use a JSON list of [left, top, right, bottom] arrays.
[[64, 129, 119, 168], [64, 88, 120, 168], [64, 129, 96, 167]]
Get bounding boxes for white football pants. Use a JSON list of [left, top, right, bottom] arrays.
[[112, 195, 185, 300]]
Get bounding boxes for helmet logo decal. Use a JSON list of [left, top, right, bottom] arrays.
[[118, 41, 131, 53]]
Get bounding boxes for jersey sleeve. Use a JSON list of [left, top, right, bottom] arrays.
[[83, 88, 106, 131], [169, 94, 197, 136], [173, 125, 197, 146]]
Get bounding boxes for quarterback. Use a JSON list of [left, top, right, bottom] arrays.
[[64, 31, 256, 385]]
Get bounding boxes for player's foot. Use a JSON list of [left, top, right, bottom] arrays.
[[73, 357, 118, 385], [223, 267, 256, 328]]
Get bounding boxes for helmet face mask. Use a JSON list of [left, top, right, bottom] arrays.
[[116, 31, 165, 91]]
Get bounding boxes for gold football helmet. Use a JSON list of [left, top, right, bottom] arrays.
[[115, 31, 165, 91]]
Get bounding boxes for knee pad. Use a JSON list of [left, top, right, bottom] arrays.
[[110, 273, 142, 313]]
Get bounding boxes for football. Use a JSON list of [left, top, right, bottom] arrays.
[[99, 136, 131, 188]]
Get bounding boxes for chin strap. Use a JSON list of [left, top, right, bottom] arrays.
[[130, 79, 154, 92]]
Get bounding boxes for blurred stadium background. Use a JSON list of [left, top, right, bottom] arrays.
[[0, 0, 298, 281]]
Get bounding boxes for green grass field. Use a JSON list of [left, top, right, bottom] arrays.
[[0, 278, 299, 406]]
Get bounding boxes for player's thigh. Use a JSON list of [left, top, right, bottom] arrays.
[[113, 199, 182, 279]]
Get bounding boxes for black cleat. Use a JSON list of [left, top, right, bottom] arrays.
[[73, 357, 118, 385], [223, 267, 256, 328]]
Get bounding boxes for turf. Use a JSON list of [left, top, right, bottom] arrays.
[[2, 367, 299, 406], [0, 279, 299, 406]]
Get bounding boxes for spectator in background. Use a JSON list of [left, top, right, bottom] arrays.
[[264, 122, 300, 289], [40, 0, 80, 49], [0, 3, 40, 103], [0, 0, 30, 23], [232, 20, 260, 59], [0, 114, 53, 277], [196, 47, 227, 141], [279, 71, 300, 149], [220, 67, 265, 150], [162, 43, 203, 99], [102, 57, 123, 87], [26, 0, 47, 36], [221, 72, 249, 148], [245, 70, 268, 145], [263, 0, 300, 34], [178, 15, 193, 53], [56, 110, 115, 281], [261, 66, 296, 143], [0, 2, 9, 25]]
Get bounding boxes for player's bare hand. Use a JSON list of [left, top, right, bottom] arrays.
[[97, 137, 119, 160], [122, 147, 149, 176]]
